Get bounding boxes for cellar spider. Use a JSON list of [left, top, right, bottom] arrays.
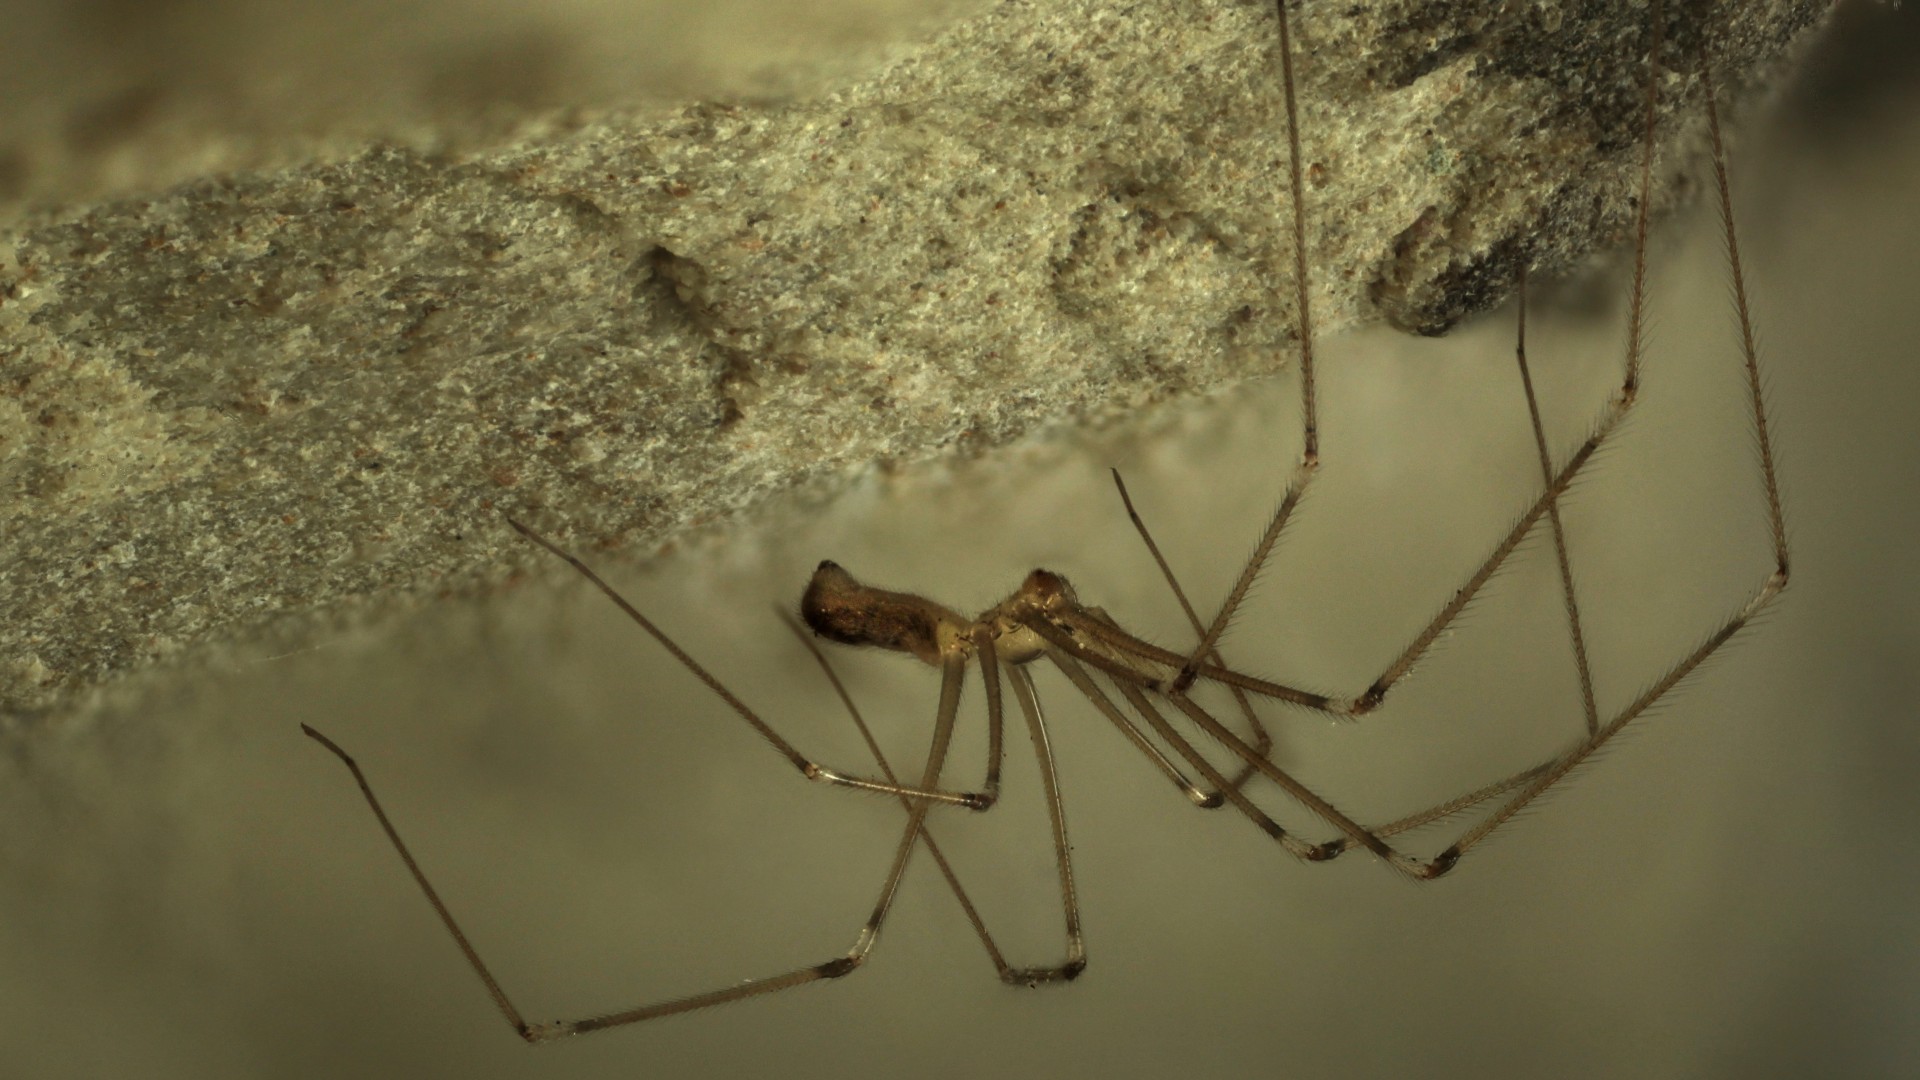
[[302, 0, 1790, 1044]]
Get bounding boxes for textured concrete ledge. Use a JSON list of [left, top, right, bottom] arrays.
[[0, 0, 1829, 717]]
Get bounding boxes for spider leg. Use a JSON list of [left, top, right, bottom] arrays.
[[1040, 645, 1323, 862], [1175, 0, 1319, 690], [506, 517, 1001, 811], [1201, 16, 1792, 879], [795, 613, 1092, 986], [1109, 469, 1277, 797], [1089, 387, 1629, 721], [299, 649, 971, 1040], [781, 615, 1013, 980], [1000, 659, 1089, 984], [1041, 629, 1493, 873], [1399, 42, 1791, 875], [1157, 0, 1611, 724], [1264, 264, 1607, 856], [1035, 630, 1234, 809], [1301, 0, 1667, 721], [1515, 267, 1603, 738]]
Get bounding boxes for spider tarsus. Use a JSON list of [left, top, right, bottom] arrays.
[[518, 1021, 573, 1044], [1003, 959, 1087, 987], [299, 722, 354, 764], [815, 956, 862, 979], [1425, 846, 1462, 879], [1336, 686, 1385, 717], [1194, 790, 1226, 810], [1307, 839, 1347, 862]]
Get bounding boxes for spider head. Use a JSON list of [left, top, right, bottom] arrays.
[[1015, 568, 1077, 610]]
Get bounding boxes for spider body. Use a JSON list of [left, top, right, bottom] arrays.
[[301, 0, 1791, 1044]]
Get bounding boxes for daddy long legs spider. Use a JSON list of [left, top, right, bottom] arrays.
[[302, 0, 1792, 1044]]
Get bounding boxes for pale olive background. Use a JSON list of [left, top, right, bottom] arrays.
[[2, 2, 1917, 1079]]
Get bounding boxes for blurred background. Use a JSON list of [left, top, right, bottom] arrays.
[[2, 1, 1917, 1078], [0, 0, 988, 216]]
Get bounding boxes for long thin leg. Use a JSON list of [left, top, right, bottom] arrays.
[[787, 618, 1083, 984], [1044, 620, 1566, 872], [1366, 759, 1556, 839], [1050, 624, 1527, 868], [1323, 0, 1679, 721], [1028, 584, 1567, 874], [1076, 371, 1635, 721], [1353, 298, 1600, 837], [299, 724, 536, 1036], [507, 518, 996, 811], [975, 626, 1007, 810], [1001, 661, 1087, 983], [1095, 660, 1320, 856], [1109, 469, 1275, 795], [1058, 605, 1339, 710], [301, 649, 971, 1041], [1701, 51, 1790, 568], [1081, 384, 1635, 723], [1080, 600, 1291, 812], [1176, 0, 1319, 689], [1171, 0, 1645, 723], [1418, 37, 1793, 874], [780, 614, 1012, 980], [1032, 632, 1228, 808], [1514, 268, 1602, 737], [1330, 398, 1633, 717], [1040, 644, 1324, 861], [1149, 7, 1789, 879], [1111, 655, 1552, 843]]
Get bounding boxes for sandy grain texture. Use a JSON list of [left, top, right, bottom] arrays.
[[0, 0, 1829, 718]]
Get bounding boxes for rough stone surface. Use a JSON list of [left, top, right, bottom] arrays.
[[0, 0, 1831, 718]]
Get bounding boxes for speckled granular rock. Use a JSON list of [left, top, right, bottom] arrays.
[[0, 0, 1831, 718]]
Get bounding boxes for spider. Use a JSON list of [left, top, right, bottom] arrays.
[[302, 0, 1790, 1043]]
